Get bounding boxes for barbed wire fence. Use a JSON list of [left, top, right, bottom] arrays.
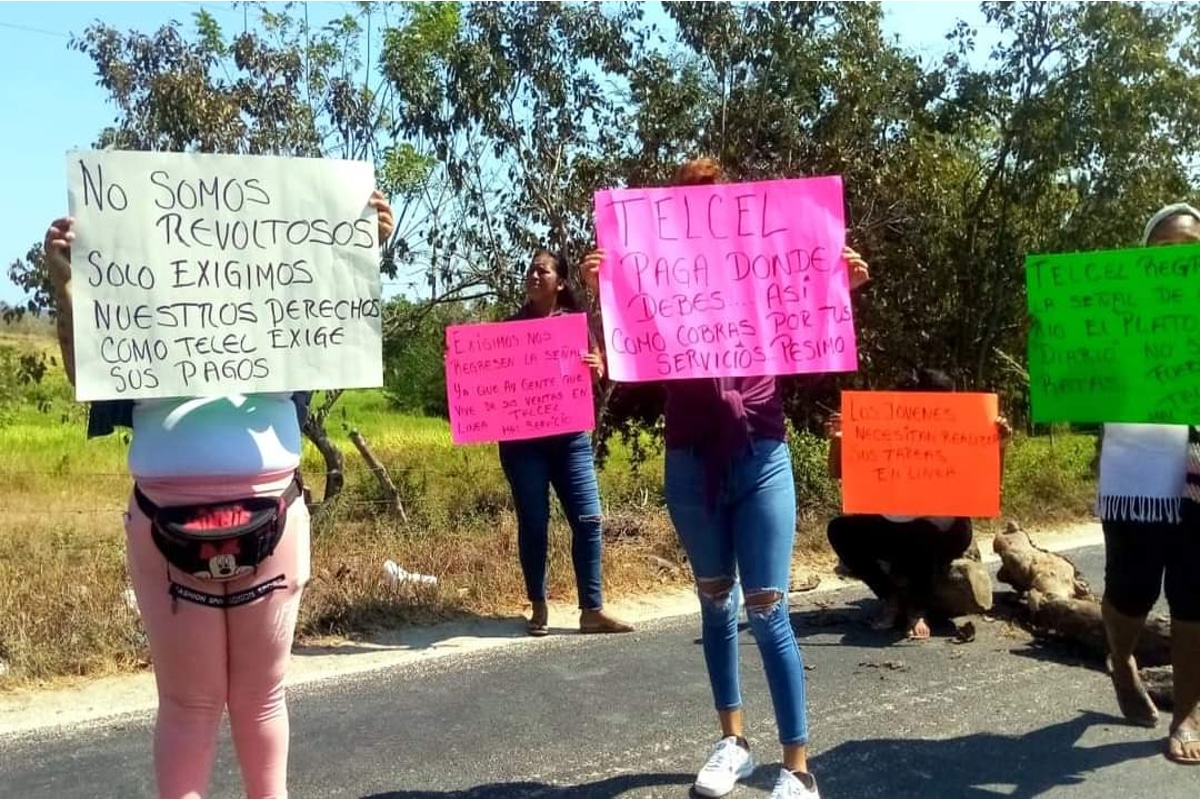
[[0, 463, 463, 516]]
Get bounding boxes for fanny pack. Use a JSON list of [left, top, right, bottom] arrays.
[[136, 475, 302, 607]]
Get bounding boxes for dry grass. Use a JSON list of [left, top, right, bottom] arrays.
[[0, 437, 686, 690], [298, 509, 685, 638], [0, 517, 147, 685], [0, 369, 691, 688]]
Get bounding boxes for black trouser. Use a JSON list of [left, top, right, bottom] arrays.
[[1103, 500, 1200, 622], [827, 514, 973, 612]]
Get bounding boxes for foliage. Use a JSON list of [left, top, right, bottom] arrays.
[[9, 1, 1200, 461], [381, 297, 482, 418], [380, 1, 644, 305]]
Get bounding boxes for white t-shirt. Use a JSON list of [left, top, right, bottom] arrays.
[[128, 393, 303, 479]]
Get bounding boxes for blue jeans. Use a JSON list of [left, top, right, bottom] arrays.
[[665, 438, 808, 745], [498, 433, 604, 610]]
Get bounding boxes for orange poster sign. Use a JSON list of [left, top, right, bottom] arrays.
[[840, 391, 1001, 518]]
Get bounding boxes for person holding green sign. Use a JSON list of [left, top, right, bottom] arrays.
[[1096, 203, 1200, 765]]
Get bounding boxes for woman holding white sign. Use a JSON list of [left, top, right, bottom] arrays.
[[1094, 203, 1200, 765], [499, 248, 633, 637], [582, 158, 870, 800], [41, 189, 395, 799]]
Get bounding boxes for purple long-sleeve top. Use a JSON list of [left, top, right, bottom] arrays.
[[664, 375, 788, 500]]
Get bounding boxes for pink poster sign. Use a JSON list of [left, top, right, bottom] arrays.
[[593, 176, 857, 382], [445, 314, 596, 445]]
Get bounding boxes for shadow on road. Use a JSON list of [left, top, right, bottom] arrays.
[[362, 713, 1156, 799], [294, 608, 535, 658], [789, 597, 963, 647], [809, 711, 1161, 798], [1006, 638, 1106, 672], [363, 771, 696, 799]]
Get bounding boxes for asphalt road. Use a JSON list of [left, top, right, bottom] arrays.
[[1, 544, 1192, 799]]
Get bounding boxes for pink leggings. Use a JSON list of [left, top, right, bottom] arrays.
[[125, 473, 310, 799]]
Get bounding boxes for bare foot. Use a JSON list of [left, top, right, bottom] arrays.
[[580, 608, 634, 634], [1108, 655, 1158, 728], [906, 614, 931, 640]]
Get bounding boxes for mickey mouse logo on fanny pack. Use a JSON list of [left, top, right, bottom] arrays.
[[196, 540, 254, 580]]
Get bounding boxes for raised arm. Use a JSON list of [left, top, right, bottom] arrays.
[[44, 217, 76, 387], [579, 249, 609, 387], [369, 190, 395, 243]]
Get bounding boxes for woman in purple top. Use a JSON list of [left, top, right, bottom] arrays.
[[582, 158, 869, 800]]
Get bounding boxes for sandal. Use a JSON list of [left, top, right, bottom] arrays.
[[906, 611, 931, 641], [1166, 728, 1200, 765], [1106, 656, 1159, 728], [579, 609, 634, 634], [527, 603, 549, 637]]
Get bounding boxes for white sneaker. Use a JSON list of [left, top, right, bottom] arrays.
[[693, 736, 755, 798], [769, 768, 820, 799]]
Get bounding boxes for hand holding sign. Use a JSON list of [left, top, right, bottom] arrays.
[[445, 314, 596, 445], [44, 217, 74, 292], [582, 350, 605, 381], [826, 411, 843, 439], [996, 415, 1014, 445], [844, 247, 871, 290], [580, 248, 604, 296]]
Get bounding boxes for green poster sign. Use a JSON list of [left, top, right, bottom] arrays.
[[1026, 242, 1200, 424]]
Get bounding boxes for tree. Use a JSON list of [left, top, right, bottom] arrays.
[[12, 0, 1200, 459], [927, 1, 1200, 416], [380, 1, 643, 301], [379, 1, 652, 456], [619, 1, 1200, 429], [5, 243, 51, 324]]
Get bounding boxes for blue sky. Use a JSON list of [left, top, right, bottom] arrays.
[[0, 1, 994, 307]]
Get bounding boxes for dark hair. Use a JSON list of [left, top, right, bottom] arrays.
[[529, 248, 584, 312], [900, 368, 955, 392]]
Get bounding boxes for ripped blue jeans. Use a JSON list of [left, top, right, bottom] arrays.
[[665, 438, 807, 745]]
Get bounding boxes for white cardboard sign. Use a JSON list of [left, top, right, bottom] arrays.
[[66, 149, 383, 401]]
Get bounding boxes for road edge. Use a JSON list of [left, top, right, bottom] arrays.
[[0, 522, 1102, 738]]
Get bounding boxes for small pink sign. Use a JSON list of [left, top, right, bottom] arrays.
[[445, 314, 596, 444], [594, 176, 857, 382]]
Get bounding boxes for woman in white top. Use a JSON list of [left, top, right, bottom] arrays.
[[43, 190, 394, 798]]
